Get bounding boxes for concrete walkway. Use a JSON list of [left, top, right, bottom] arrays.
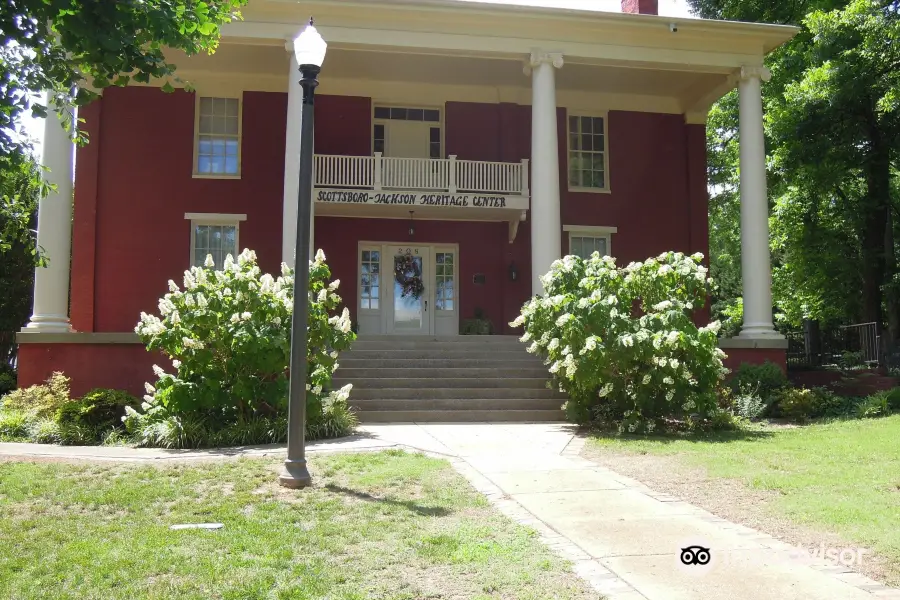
[[2, 423, 898, 600]]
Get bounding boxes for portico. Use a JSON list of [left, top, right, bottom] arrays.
[[17, 0, 796, 397]]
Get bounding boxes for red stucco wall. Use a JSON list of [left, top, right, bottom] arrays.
[[71, 99, 103, 332], [17, 343, 160, 398], [722, 348, 788, 374], [29, 87, 712, 395], [90, 87, 286, 332]]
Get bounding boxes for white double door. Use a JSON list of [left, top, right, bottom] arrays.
[[358, 243, 458, 336]]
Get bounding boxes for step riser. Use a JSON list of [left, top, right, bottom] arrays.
[[350, 342, 525, 351], [338, 359, 542, 369], [334, 378, 552, 389], [357, 410, 566, 423], [355, 335, 523, 343], [350, 398, 563, 411], [342, 351, 538, 360], [336, 368, 548, 379], [349, 388, 565, 400]]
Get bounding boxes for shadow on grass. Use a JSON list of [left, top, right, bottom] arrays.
[[324, 483, 451, 517], [586, 427, 777, 447]]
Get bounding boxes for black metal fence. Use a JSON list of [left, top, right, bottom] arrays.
[[786, 322, 880, 370]]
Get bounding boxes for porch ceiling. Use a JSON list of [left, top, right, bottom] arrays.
[[165, 43, 727, 112]]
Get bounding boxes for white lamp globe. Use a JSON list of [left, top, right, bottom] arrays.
[[293, 18, 327, 68]]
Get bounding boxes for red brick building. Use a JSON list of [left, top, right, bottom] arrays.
[[17, 0, 795, 397]]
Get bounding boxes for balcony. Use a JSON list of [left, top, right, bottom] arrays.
[[314, 153, 530, 196]]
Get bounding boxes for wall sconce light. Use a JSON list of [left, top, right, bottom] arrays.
[[508, 261, 518, 282], [408, 211, 415, 238]]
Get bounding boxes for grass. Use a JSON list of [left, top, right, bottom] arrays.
[[0, 450, 595, 600], [588, 415, 900, 581]]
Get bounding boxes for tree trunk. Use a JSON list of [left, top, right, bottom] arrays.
[[873, 146, 899, 346]]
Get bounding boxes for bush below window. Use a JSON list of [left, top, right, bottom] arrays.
[[129, 249, 357, 446], [511, 251, 727, 433]]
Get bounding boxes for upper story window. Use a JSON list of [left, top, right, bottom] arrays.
[[195, 96, 241, 177], [568, 114, 609, 192], [373, 105, 442, 159]]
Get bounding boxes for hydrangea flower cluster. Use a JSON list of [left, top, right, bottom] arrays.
[[130, 248, 356, 425], [511, 251, 727, 431]]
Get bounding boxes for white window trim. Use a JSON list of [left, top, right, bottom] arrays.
[[566, 110, 611, 194], [358, 243, 383, 313], [564, 225, 617, 257], [371, 103, 444, 158], [192, 93, 244, 180], [185, 213, 247, 267], [433, 246, 458, 314]]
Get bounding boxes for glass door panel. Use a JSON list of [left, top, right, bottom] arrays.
[[390, 246, 430, 334]]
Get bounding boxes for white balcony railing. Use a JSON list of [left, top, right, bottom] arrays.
[[314, 153, 530, 196]]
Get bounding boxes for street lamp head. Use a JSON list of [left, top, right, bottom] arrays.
[[293, 17, 327, 68]]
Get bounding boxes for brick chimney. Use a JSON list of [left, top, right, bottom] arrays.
[[621, 0, 659, 14]]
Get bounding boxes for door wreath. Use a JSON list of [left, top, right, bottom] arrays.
[[394, 254, 425, 299]]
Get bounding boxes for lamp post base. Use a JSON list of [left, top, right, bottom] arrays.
[[278, 459, 312, 489]]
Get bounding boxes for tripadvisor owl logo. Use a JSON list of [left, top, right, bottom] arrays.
[[680, 545, 711, 566]]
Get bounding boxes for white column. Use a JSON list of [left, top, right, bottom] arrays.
[[527, 50, 564, 295], [737, 66, 781, 339], [23, 106, 76, 333], [282, 50, 302, 266], [281, 48, 316, 267]]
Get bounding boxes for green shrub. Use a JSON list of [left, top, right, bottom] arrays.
[[729, 385, 766, 419], [808, 388, 857, 419], [460, 307, 494, 335], [839, 351, 865, 370], [883, 388, 900, 411], [0, 363, 16, 397], [0, 409, 30, 439], [27, 418, 62, 444], [2, 372, 70, 418], [128, 397, 357, 450], [57, 389, 139, 437], [130, 249, 357, 444], [856, 393, 890, 419], [512, 251, 726, 432], [777, 388, 819, 423], [713, 409, 749, 431], [728, 362, 788, 409]]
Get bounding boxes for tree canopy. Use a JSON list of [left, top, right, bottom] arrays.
[[690, 0, 900, 343], [1, 0, 247, 158]]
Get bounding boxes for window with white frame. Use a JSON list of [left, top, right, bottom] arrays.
[[565, 226, 616, 260], [195, 96, 241, 176], [186, 213, 246, 268], [360, 248, 381, 310], [434, 252, 455, 311], [568, 114, 608, 191]]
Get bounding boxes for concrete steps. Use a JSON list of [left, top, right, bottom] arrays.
[[335, 335, 566, 423]]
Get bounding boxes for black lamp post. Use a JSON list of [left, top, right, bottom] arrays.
[[279, 18, 327, 489]]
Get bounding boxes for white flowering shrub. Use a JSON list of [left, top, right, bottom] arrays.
[[511, 251, 727, 432], [132, 249, 356, 437]]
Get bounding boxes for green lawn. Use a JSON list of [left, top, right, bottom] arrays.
[[589, 416, 900, 582], [0, 450, 595, 600]]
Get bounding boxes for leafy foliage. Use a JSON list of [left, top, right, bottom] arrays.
[[728, 385, 767, 419], [728, 361, 789, 409], [130, 249, 357, 444], [1, 371, 70, 418], [1, 0, 247, 159], [0, 154, 43, 365], [512, 251, 727, 432], [690, 0, 900, 337], [56, 388, 139, 438]]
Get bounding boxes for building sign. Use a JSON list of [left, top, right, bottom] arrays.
[[315, 189, 529, 211]]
